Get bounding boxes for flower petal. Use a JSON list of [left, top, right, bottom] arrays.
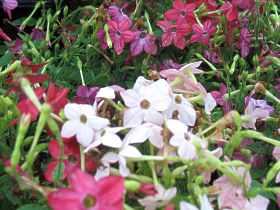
[[76, 125, 94, 147], [61, 120, 80, 138]]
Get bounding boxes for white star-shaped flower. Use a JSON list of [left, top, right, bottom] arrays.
[[121, 78, 172, 127], [61, 103, 109, 147], [124, 123, 164, 148], [166, 119, 206, 160], [165, 94, 196, 126]]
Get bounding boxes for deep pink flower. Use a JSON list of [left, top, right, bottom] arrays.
[[48, 169, 124, 210], [108, 19, 135, 55], [17, 87, 45, 121], [191, 0, 217, 10], [238, 27, 251, 58], [44, 139, 80, 182], [108, 5, 132, 25], [0, 27, 12, 42], [130, 32, 157, 56], [220, 2, 239, 22], [3, 0, 18, 19], [157, 20, 191, 49], [190, 20, 216, 46], [46, 83, 69, 114], [97, 29, 108, 50], [164, 0, 196, 24], [211, 83, 232, 113]]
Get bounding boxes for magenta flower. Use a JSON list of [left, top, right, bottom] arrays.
[[211, 83, 232, 113], [108, 5, 132, 25], [130, 32, 157, 56], [73, 86, 100, 105], [3, 0, 18, 19], [108, 19, 135, 55], [164, 0, 196, 24], [48, 169, 124, 210], [238, 27, 251, 58], [220, 2, 239, 22], [275, 78, 280, 94], [97, 29, 108, 50], [157, 20, 191, 49], [232, 0, 255, 10], [190, 20, 216, 46], [204, 50, 221, 63]]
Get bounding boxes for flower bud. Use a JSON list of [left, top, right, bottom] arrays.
[[139, 183, 157, 196]]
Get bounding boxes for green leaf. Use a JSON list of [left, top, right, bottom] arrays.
[[17, 204, 50, 210], [0, 51, 13, 66]]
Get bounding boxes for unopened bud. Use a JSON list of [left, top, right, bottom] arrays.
[[255, 82, 266, 94], [139, 183, 157, 196]]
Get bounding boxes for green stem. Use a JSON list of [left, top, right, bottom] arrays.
[[124, 204, 135, 210], [20, 78, 42, 110], [106, 99, 124, 112], [265, 89, 280, 105], [11, 115, 31, 172], [110, 168, 153, 183], [80, 145, 85, 171], [20, 1, 43, 30], [195, 53, 217, 71], [0, 60, 21, 78], [144, 11, 153, 35], [22, 104, 51, 171], [223, 85, 254, 100]]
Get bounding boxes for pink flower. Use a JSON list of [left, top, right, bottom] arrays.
[[44, 139, 80, 183], [190, 20, 216, 46], [157, 20, 191, 49], [164, 0, 196, 24], [108, 5, 132, 25], [130, 32, 157, 56], [220, 2, 239, 22], [3, 0, 18, 19], [48, 169, 124, 210], [213, 167, 251, 210], [108, 19, 135, 55]]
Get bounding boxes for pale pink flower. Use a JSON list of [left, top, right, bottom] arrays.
[[213, 167, 251, 210], [244, 195, 269, 210]]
